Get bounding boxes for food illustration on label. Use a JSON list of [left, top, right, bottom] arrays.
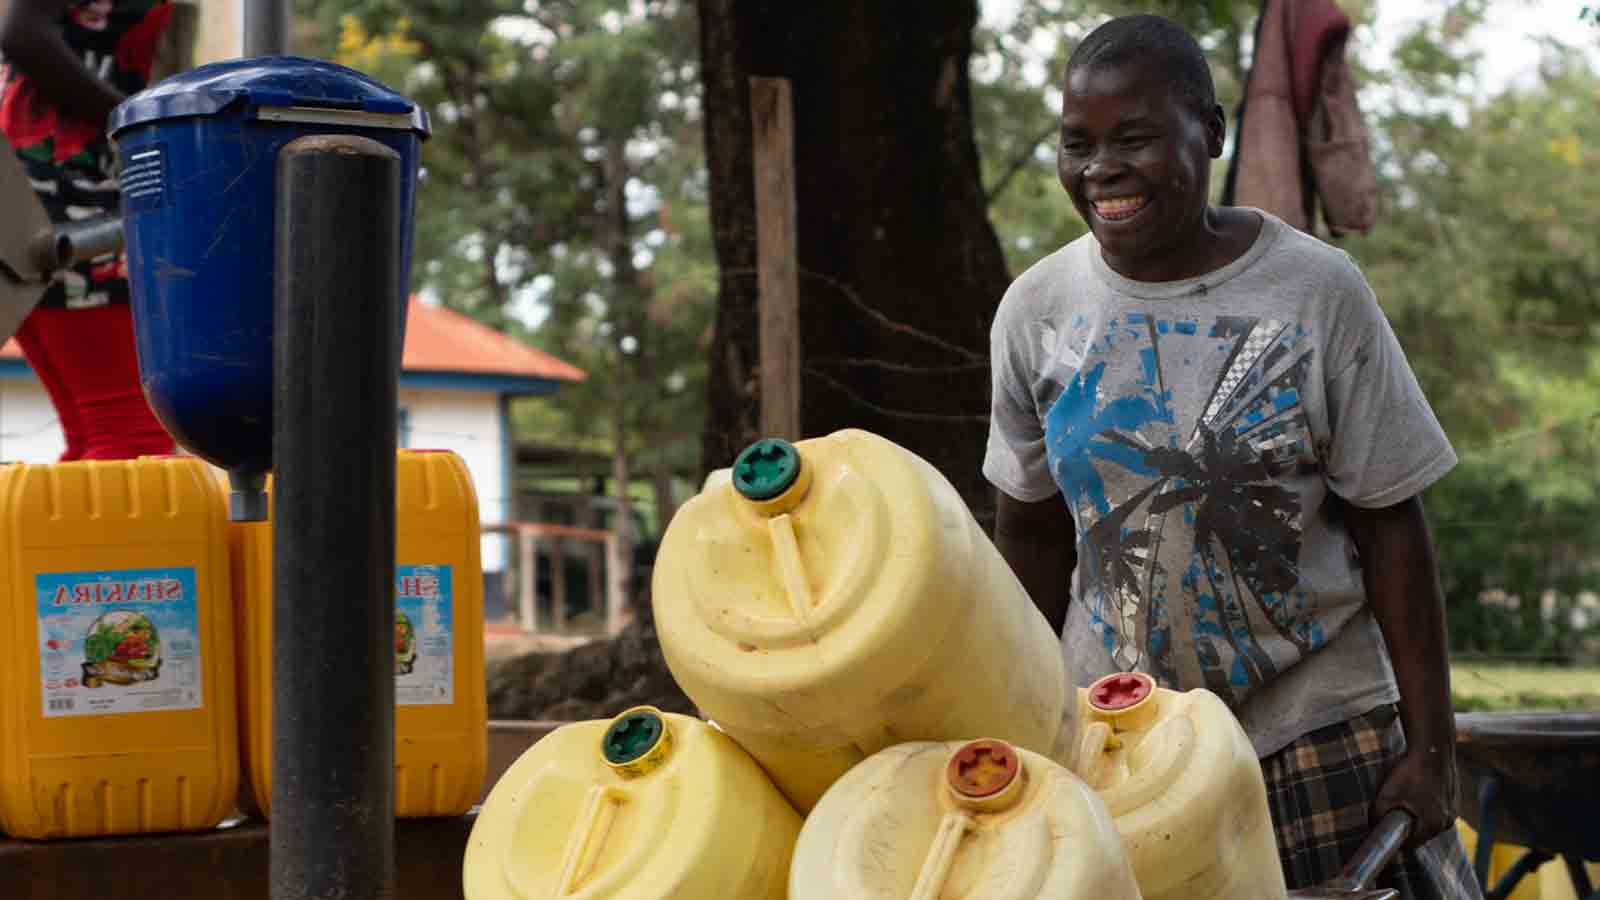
[[395, 565, 454, 706], [395, 611, 417, 676], [83, 610, 162, 687], [36, 567, 203, 718]]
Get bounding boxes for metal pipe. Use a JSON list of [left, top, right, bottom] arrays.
[[1487, 850, 1552, 900], [38, 216, 124, 272], [244, 0, 290, 57], [1562, 856, 1594, 900], [1474, 774, 1501, 891], [228, 469, 268, 522], [270, 133, 402, 900]]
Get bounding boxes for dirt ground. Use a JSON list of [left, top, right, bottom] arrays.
[[484, 613, 695, 722]]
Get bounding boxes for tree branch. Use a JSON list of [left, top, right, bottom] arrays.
[[720, 267, 987, 363], [805, 367, 990, 424], [809, 355, 988, 374], [984, 119, 1058, 205]]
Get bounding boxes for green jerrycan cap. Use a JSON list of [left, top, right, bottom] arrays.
[[732, 438, 801, 501], [602, 706, 672, 775]]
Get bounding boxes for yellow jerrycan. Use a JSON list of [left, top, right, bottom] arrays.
[[0, 457, 238, 839], [1071, 672, 1284, 900], [790, 738, 1143, 900], [232, 448, 487, 818], [464, 706, 801, 900], [652, 429, 1074, 812]]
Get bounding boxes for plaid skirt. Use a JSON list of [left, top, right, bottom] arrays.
[[1261, 704, 1484, 899]]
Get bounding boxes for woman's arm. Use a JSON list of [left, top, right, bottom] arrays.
[[1, 0, 126, 129], [995, 488, 1076, 636], [1345, 494, 1458, 845]]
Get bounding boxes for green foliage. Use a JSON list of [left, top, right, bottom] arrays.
[[294, 1, 1600, 658], [1429, 455, 1600, 659], [297, 0, 712, 493], [1341, 2, 1600, 447], [1325, 6, 1600, 657]]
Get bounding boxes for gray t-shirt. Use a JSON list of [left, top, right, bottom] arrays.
[[983, 211, 1457, 757]]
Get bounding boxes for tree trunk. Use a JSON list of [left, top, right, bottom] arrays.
[[651, 461, 680, 534], [697, 0, 1011, 521], [602, 138, 640, 623], [609, 384, 635, 629]]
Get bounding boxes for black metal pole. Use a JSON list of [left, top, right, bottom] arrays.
[[244, 0, 290, 57], [271, 134, 402, 900]]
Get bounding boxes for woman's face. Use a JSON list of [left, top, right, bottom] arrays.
[[1057, 59, 1225, 281], [71, 1, 114, 32]]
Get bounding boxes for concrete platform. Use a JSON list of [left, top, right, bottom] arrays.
[[3, 814, 475, 900], [1, 721, 565, 900]]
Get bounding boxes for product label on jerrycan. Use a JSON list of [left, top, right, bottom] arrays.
[[35, 567, 204, 718], [395, 565, 453, 706]]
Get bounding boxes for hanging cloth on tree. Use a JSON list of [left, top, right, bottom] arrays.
[[1222, 0, 1378, 237]]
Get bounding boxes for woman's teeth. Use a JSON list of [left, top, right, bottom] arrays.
[[1094, 196, 1147, 221]]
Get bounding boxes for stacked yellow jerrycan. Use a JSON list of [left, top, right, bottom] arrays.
[[464, 706, 801, 899], [232, 448, 486, 817], [0, 457, 238, 839], [1070, 672, 1284, 900], [791, 737, 1143, 899], [653, 430, 1074, 812]]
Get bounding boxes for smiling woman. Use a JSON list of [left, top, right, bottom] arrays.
[[1054, 19, 1259, 283], [987, 14, 1482, 900]]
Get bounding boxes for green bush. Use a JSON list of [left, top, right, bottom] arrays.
[[1428, 456, 1600, 661]]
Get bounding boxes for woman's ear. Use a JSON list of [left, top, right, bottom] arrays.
[[1206, 103, 1226, 159]]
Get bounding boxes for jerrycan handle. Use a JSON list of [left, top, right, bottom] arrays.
[[909, 812, 975, 900], [553, 785, 629, 897], [768, 514, 814, 618], [1074, 720, 1119, 788]]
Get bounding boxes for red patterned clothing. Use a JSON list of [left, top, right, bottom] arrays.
[[1, 0, 174, 308]]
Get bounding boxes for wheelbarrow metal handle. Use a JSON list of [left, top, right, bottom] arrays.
[[1327, 809, 1415, 892]]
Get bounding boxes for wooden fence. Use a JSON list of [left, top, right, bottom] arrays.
[[480, 522, 627, 636]]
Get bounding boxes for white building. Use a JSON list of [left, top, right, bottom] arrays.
[[1, 298, 586, 585]]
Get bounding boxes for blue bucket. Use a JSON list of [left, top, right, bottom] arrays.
[[110, 57, 430, 474]]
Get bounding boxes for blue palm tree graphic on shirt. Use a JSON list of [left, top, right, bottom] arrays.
[[1047, 361, 1164, 516], [1043, 315, 1320, 703]]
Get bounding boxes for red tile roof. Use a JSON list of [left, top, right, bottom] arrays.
[[401, 297, 585, 382], [2, 297, 586, 384]]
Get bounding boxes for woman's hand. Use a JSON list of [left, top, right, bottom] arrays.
[[1375, 744, 1458, 846]]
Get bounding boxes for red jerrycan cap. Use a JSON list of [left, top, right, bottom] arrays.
[[1088, 672, 1154, 712], [946, 739, 1026, 812]]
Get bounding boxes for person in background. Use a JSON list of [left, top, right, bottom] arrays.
[[0, 0, 176, 460], [984, 15, 1480, 899]]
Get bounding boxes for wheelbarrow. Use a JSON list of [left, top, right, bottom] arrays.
[[1455, 711, 1600, 900]]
